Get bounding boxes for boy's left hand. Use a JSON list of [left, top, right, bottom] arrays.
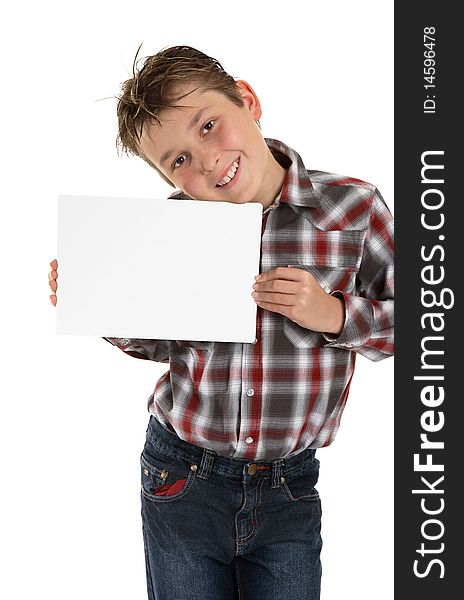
[[252, 267, 345, 335]]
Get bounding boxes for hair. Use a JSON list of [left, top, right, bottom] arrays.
[[116, 45, 245, 186]]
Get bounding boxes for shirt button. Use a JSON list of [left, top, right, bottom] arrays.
[[246, 388, 255, 397], [324, 286, 331, 293], [245, 436, 254, 444]]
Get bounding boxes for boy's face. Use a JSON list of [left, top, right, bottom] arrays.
[[139, 81, 286, 209]]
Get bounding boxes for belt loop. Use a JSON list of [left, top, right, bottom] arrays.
[[197, 448, 216, 480], [271, 458, 284, 489]]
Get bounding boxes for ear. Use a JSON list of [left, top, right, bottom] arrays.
[[235, 80, 262, 121]]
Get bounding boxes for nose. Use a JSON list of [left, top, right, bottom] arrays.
[[195, 147, 220, 174]]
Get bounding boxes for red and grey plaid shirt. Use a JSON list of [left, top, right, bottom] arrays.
[[105, 139, 394, 460]]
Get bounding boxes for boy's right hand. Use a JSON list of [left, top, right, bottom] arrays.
[[49, 259, 58, 306]]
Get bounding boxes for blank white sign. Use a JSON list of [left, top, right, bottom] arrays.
[[56, 195, 263, 342]]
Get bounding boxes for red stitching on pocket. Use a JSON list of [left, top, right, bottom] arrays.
[[153, 478, 187, 497]]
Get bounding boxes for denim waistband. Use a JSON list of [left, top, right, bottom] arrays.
[[145, 415, 317, 488]]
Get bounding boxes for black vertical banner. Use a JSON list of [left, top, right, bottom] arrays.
[[395, 3, 460, 598]]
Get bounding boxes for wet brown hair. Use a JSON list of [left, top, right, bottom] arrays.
[[116, 45, 244, 186]]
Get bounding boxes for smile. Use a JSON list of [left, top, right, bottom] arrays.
[[216, 158, 240, 187]]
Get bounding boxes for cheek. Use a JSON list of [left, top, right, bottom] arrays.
[[177, 171, 205, 195], [221, 123, 248, 148], [224, 123, 264, 167]]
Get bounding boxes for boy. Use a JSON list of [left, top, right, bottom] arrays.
[[49, 45, 393, 599]]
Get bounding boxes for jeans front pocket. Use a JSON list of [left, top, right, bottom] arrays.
[[140, 446, 197, 503], [280, 458, 321, 506]]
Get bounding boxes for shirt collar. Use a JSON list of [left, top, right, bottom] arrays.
[[265, 138, 320, 209]]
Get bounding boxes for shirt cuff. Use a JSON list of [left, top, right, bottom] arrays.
[[103, 337, 132, 349], [322, 291, 371, 350]]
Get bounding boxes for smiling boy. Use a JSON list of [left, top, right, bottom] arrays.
[[138, 81, 287, 208], [49, 45, 393, 600]]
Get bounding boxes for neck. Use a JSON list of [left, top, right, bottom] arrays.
[[260, 151, 288, 210]]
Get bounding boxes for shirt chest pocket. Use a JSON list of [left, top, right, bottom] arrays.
[[286, 264, 358, 295], [281, 229, 364, 349]]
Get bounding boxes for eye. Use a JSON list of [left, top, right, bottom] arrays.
[[172, 155, 187, 170], [202, 120, 215, 134]]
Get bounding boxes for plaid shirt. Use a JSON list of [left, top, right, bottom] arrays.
[[105, 139, 394, 460]]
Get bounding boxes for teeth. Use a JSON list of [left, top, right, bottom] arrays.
[[217, 159, 239, 187]]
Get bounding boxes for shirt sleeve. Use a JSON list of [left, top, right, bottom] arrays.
[[323, 188, 394, 361], [102, 337, 170, 363]]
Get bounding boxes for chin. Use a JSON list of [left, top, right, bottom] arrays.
[[228, 199, 255, 206]]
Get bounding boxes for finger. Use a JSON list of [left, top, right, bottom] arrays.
[[50, 259, 58, 270], [252, 290, 295, 306], [255, 266, 303, 283], [253, 299, 293, 318], [50, 294, 57, 306], [48, 273, 57, 289], [49, 280, 57, 292], [253, 278, 299, 295]]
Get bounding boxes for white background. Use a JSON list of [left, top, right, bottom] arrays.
[[1, 1, 394, 599]]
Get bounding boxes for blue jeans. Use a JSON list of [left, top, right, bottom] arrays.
[[140, 415, 322, 599]]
